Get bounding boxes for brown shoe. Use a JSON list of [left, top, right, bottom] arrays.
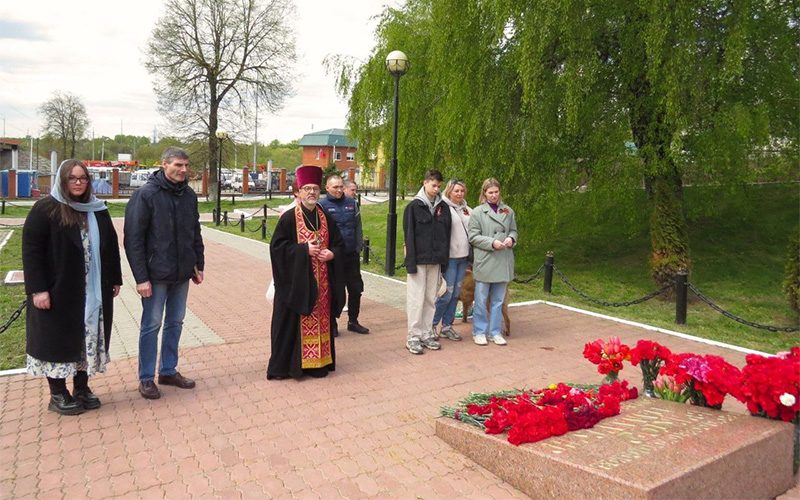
[[158, 372, 196, 389], [139, 381, 161, 400]]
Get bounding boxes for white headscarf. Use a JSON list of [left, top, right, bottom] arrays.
[[52, 160, 108, 327]]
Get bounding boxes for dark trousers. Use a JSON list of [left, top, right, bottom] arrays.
[[343, 251, 364, 322]]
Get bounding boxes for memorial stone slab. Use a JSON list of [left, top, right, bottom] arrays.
[[435, 397, 795, 499]]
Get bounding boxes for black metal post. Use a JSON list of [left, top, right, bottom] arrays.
[[261, 219, 267, 240], [357, 193, 361, 205], [676, 269, 688, 324], [240, 214, 245, 232], [223, 211, 229, 226], [385, 73, 401, 276], [212, 208, 217, 224], [231, 194, 235, 206], [543, 252, 554, 293], [363, 237, 370, 265], [1, 200, 4, 214], [263, 204, 267, 219]]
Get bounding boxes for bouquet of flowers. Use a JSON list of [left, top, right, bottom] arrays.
[[441, 382, 638, 446], [660, 352, 742, 408], [630, 340, 672, 397], [734, 347, 799, 422], [583, 336, 631, 384], [653, 374, 690, 403]]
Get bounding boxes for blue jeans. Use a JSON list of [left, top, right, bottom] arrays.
[[433, 257, 468, 328], [472, 281, 508, 338], [138, 280, 190, 382]]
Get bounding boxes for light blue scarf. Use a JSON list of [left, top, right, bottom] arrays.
[[52, 161, 108, 328]]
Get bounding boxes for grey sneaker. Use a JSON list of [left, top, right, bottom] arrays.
[[430, 327, 440, 340], [439, 325, 462, 341], [406, 338, 424, 355], [421, 337, 441, 350]]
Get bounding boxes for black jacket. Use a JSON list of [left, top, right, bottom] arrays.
[[123, 170, 204, 284], [402, 196, 451, 274], [319, 194, 362, 254], [23, 197, 122, 362]]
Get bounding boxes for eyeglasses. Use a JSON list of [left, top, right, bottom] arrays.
[[68, 176, 90, 185], [449, 178, 463, 186], [300, 186, 320, 193]]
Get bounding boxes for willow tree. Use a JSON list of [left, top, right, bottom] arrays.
[[144, 0, 296, 201], [333, 0, 798, 284]]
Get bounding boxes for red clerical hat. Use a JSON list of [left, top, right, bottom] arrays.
[[295, 165, 323, 188]]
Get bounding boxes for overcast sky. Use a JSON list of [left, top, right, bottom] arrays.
[[0, 0, 400, 144]]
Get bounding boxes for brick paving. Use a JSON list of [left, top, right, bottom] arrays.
[[1, 221, 798, 499]]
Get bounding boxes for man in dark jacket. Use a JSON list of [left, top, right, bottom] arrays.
[[124, 147, 205, 399], [402, 169, 451, 355], [319, 175, 369, 336]]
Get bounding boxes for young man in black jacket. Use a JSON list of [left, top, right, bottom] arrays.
[[402, 169, 451, 354], [124, 147, 205, 399]]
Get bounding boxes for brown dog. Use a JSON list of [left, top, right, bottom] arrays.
[[458, 268, 511, 335]]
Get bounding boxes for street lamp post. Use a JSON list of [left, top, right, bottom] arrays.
[[215, 131, 228, 226], [384, 50, 409, 276]]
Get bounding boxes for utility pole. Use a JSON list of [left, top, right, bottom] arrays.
[[92, 129, 95, 161], [101, 139, 105, 161], [29, 136, 33, 168], [253, 91, 258, 175]]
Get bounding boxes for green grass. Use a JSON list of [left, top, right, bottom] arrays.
[[0, 230, 27, 370]]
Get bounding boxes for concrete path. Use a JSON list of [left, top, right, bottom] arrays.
[[1, 222, 797, 499]]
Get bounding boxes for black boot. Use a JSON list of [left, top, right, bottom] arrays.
[[47, 378, 84, 416], [73, 371, 101, 410]]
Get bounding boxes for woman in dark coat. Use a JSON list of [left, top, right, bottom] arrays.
[[22, 160, 122, 415]]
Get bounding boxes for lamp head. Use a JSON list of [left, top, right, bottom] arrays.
[[216, 131, 228, 140], [385, 50, 409, 76]]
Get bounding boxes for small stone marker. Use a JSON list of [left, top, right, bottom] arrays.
[[4, 270, 24, 286], [435, 397, 795, 499]]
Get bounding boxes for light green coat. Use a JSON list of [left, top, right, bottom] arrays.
[[468, 203, 518, 283]]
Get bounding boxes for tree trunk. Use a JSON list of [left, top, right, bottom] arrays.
[[648, 173, 691, 290]]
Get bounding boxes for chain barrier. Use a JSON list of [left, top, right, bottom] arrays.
[[229, 219, 242, 227], [552, 264, 674, 307], [366, 245, 403, 270], [248, 221, 264, 233], [687, 283, 799, 333], [512, 263, 546, 284], [367, 245, 384, 267], [0, 300, 27, 334]]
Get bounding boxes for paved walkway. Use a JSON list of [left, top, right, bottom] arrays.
[[1, 221, 797, 499]]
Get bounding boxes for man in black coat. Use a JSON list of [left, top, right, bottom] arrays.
[[319, 175, 369, 336], [267, 166, 345, 380], [124, 147, 205, 399]]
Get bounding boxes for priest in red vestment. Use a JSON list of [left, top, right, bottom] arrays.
[[267, 165, 345, 379]]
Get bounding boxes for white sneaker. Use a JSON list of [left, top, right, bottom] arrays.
[[473, 334, 488, 346], [491, 335, 507, 346]]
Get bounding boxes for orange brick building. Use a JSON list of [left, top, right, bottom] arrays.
[[298, 128, 358, 169]]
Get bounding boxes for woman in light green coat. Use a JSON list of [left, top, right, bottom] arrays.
[[468, 178, 518, 346]]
